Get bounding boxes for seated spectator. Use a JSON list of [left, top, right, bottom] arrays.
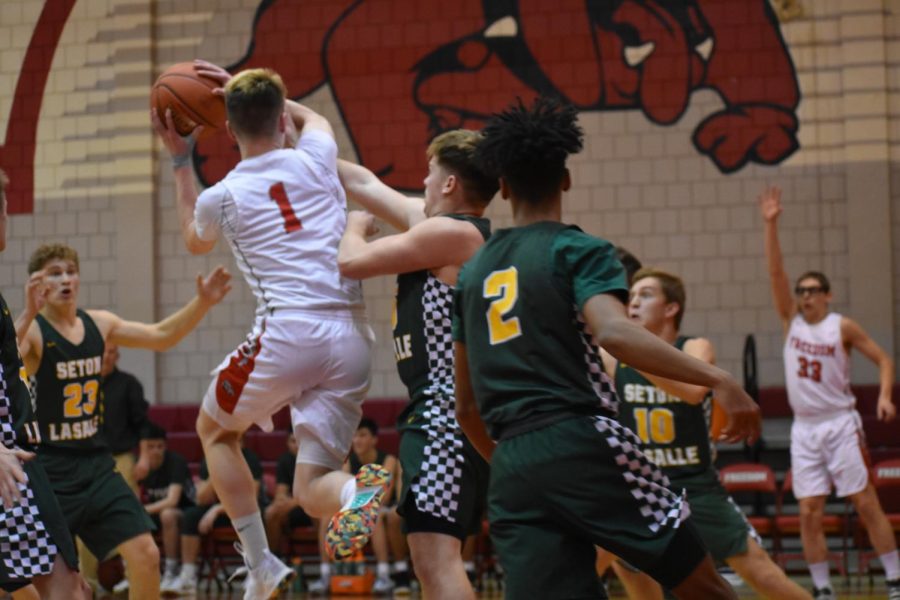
[[137, 423, 196, 594], [264, 428, 314, 554], [166, 438, 267, 595], [308, 418, 400, 594]]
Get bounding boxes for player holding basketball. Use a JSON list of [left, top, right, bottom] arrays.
[[337, 129, 496, 600], [0, 172, 90, 600], [759, 185, 900, 600], [15, 243, 230, 600], [452, 97, 761, 599], [597, 267, 811, 600], [152, 61, 389, 599]]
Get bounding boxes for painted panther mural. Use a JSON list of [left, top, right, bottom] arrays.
[[0, 0, 800, 212], [194, 0, 801, 191]]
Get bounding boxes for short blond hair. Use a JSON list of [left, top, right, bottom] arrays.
[[426, 130, 498, 205], [28, 244, 79, 274], [633, 267, 686, 329], [225, 68, 286, 138]]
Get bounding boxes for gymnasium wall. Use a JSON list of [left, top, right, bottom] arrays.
[[0, 0, 897, 405]]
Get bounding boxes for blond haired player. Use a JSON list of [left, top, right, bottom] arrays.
[[759, 185, 899, 600], [152, 61, 389, 599]]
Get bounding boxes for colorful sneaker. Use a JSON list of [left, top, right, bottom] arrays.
[[230, 544, 294, 600], [325, 464, 391, 560], [888, 578, 900, 600], [812, 586, 835, 600]]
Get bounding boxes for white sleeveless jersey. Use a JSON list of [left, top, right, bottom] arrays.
[[783, 312, 855, 418], [194, 129, 363, 316]]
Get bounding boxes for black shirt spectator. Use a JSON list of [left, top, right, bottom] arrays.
[[102, 366, 149, 454], [142, 450, 196, 510]]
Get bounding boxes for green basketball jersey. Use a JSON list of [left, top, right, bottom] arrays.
[[452, 222, 627, 438], [33, 310, 106, 451], [394, 214, 490, 431], [0, 293, 42, 449], [614, 336, 716, 481]]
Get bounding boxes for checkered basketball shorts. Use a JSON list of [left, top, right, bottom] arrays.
[[0, 474, 57, 582]]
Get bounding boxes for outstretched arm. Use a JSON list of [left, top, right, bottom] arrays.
[[338, 160, 425, 231], [454, 341, 495, 462], [94, 266, 232, 351], [758, 185, 795, 331], [842, 317, 896, 422], [636, 338, 716, 405], [584, 294, 760, 444], [338, 212, 484, 280]]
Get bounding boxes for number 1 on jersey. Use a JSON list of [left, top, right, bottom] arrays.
[[483, 267, 522, 345], [269, 182, 302, 233]]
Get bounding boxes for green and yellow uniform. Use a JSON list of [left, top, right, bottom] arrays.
[[393, 214, 490, 540], [615, 341, 755, 561], [453, 222, 705, 598], [33, 311, 153, 560], [0, 295, 77, 592]]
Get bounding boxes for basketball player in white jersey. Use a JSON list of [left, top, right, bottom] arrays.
[[152, 62, 390, 599], [759, 185, 900, 600]]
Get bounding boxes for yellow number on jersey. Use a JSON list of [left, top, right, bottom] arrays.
[[62, 380, 99, 418], [483, 267, 523, 345], [634, 407, 675, 444]]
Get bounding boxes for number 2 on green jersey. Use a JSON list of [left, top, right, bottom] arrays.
[[483, 267, 522, 345]]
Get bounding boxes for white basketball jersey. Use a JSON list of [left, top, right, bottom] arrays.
[[783, 312, 855, 418], [194, 129, 363, 316]]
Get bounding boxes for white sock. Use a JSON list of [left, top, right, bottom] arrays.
[[881, 550, 900, 580], [181, 563, 197, 580], [320, 562, 331, 579], [339, 477, 356, 509], [164, 558, 179, 576], [377, 562, 390, 578], [809, 561, 831, 590], [232, 511, 268, 570], [393, 560, 408, 573]]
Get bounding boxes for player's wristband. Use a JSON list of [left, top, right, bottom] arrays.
[[171, 134, 197, 170], [172, 152, 192, 169]]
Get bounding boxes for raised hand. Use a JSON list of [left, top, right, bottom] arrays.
[[24, 269, 48, 316], [0, 446, 34, 509], [758, 185, 783, 223], [196, 266, 233, 306], [193, 59, 232, 96], [151, 107, 202, 159]]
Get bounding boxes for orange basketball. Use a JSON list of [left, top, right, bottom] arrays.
[[151, 62, 225, 138]]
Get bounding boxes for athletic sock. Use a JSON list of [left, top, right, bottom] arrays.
[[377, 561, 390, 578], [339, 477, 356, 509], [232, 511, 268, 570], [393, 560, 408, 573], [320, 562, 331, 579], [881, 550, 900, 581], [164, 558, 179, 576], [809, 561, 831, 590]]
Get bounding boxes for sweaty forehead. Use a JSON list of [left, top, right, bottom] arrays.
[[44, 258, 78, 270], [630, 277, 662, 295]]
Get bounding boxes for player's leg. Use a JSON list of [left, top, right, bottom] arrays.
[[408, 533, 472, 600], [30, 554, 91, 600], [792, 420, 835, 594], [830, 416, 900, 586], [609, 558, 664, 600], [116, 533, 160, 600], [159, 506, 182, 588], [726, 536, 812, 600], [10, 585, 40, 599]]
